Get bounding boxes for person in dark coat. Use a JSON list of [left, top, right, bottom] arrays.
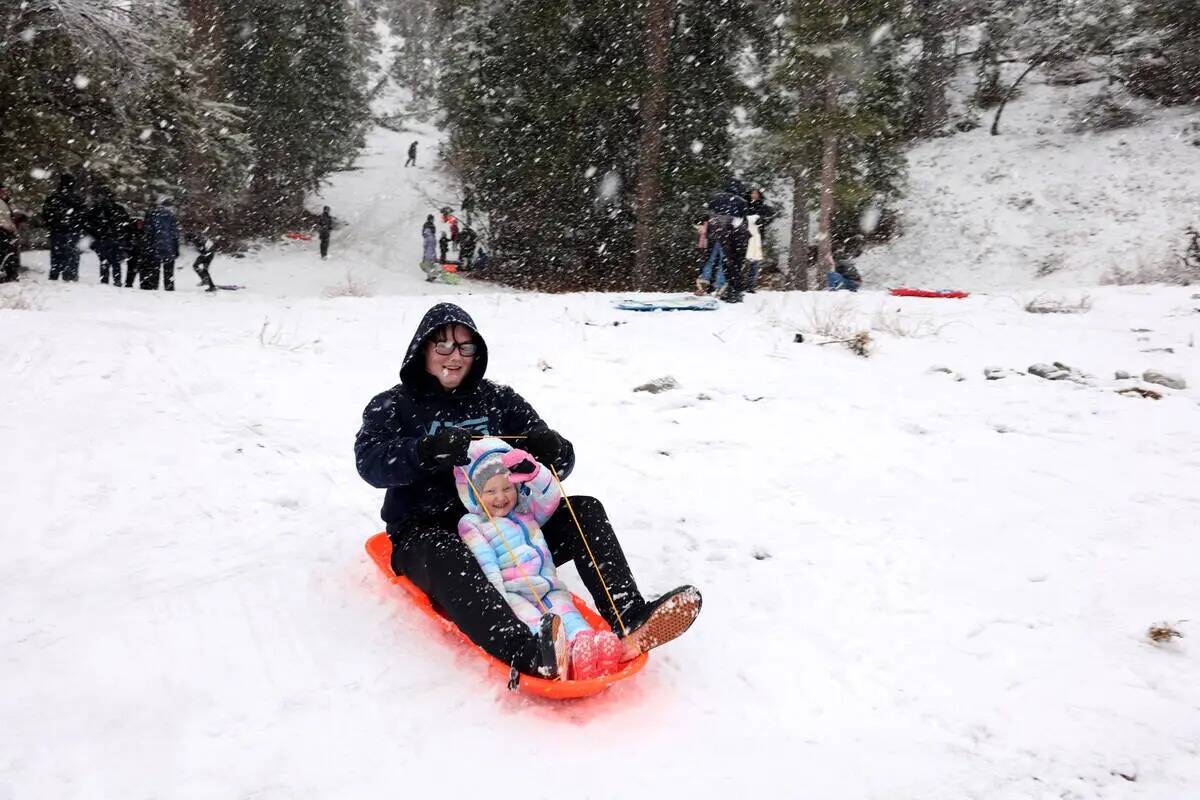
[[743, 188, 776, 293], [123, 217, 147, 288], [86, 187, 131, 286], [457, 226, 478, 270], [438, 232, 449, 263], [705, 178, 751, 303], [317, 206, 333, 259], [142, 197, 180, 290], [0, 183, 21, 284], [41, 174, 86, 281], [405, 141, 418, 167], [354, 303, 703, 679]]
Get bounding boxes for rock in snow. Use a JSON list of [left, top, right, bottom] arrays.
[[1142, 370, 1187, 390], [634, 376, 679, 394]]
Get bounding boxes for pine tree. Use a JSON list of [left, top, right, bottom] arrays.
[[218, 0, 369, 232], [0, 1, 250, 229], [438, 0, 746, 290], [758, 0, 903, 287]]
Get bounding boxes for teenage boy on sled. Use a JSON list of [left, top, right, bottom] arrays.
[[354, 303, 702, 679]]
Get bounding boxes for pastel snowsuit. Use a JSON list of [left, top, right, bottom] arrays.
[[454, 438, 592, 640]]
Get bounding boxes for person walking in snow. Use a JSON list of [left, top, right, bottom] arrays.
[[317, 206, 333, 259], [142, 197, 180, 291], [191, 233, 219, 292], [441, 208, 460, 249], [438, 231, 450, 264], [41, 173, 86, 282], [743, 188, 776, 293], [354, 303, 703, 680], [405, 141, 418, 167], [705, 178, 750, 303], [455, 438, 623, 680], [457, 226, 478, 271], [694, 213, 728, 297], [85, 186, 131, 286], [421, 215, 438, 281], [0, 183, 21, 284]]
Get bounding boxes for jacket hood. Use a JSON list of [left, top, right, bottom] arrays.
[[398, 303, 490, 395], [454, 436, 523, 515]]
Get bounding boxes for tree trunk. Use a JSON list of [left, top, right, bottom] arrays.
[[632, 0, 672, 289], [182, 0, 224, 232], [185, 0, 224, 94], [787, 169, 810, 290], [817, 76, 838, 277], [913, 0, 949, 136], [990, 50, 1053, 135]]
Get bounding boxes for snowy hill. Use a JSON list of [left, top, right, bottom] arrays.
[[859, 76, 1200, 291]]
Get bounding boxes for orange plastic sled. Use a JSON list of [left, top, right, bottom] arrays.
[[365, 533, 648, 699]]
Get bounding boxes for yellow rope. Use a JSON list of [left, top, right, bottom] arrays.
[[549, 465, 628, 637], [463, 470, 550, 615]]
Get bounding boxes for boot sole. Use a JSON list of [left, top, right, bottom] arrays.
[[625, 588, 702, 655]]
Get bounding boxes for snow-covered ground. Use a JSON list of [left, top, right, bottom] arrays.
[[859, 76, 1200, 291], [3, 81, 1200, 797]]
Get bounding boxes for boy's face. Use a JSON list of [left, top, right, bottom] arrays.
[[479, 473, 517, 516]]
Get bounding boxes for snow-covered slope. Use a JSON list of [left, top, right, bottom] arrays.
[[860, 78, 1200, 291], [3, 266, 1200, 797]]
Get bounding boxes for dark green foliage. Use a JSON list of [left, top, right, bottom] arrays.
[[756, 1, 907, 258], [0, 2, 249, 229], [1124, 0, 1200, 105], [219, 0, 369, 233], [439, 0, 745, 290]]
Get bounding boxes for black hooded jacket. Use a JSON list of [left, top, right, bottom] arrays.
[[354, 303, 575, 531]]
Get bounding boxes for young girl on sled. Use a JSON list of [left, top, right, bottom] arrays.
[[455, 437, 623, 680]]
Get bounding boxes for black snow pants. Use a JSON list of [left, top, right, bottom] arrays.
[[387, 495, 647, 675], [319, 231, 330, 258], [95, 239, 123, 285], [193, 252, 216, 290], [142, 258, 175, 290]]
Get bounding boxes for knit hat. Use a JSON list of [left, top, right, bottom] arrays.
[[472, 453, 509, 488]]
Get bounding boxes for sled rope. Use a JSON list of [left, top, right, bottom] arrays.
[[463, 471, 550, 615], [549, 465, 629, 637]]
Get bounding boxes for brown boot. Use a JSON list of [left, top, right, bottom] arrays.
[[619, 586, 702, 660]]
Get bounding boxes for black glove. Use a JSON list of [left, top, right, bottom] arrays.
[[506, 455, 536, 476], [523, 427, 567, 468], [416, 426, 473, 471]]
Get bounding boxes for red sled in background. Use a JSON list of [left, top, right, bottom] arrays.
[[364, 533, 648, 700], [889, 287, 970, 299]]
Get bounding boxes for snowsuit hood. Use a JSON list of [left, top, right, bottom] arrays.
[[398, 303, 490, 396], [454, 436, 520, 515]]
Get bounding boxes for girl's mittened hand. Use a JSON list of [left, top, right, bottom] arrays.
[[501, 448, 537, 482]]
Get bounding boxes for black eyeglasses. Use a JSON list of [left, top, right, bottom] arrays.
[[432, 340, 478, 357]]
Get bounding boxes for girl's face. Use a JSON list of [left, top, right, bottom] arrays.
[[479, 473, 517, 516]]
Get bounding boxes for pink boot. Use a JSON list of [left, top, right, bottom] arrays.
[[569, 631, 599, 680], [594, 630, 621, 676]]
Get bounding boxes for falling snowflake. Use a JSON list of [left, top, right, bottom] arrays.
[[139, 129, 153, 142], [598, 171, 622, 200], [690, 140, 704, 154], [73, 74, 90, 90], [773, 14, 786, 28], [19, 28, 36, 43], [30, 168, 49, 180], [584, 165, 597, 178], [869, 24, 892, 46]]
